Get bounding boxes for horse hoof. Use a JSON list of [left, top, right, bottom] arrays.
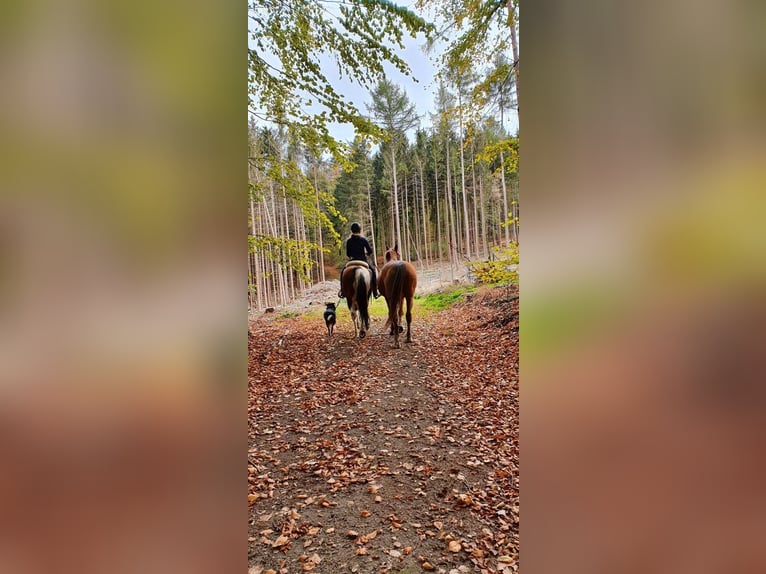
[[398, 326, 404, 333], [359, 331, 366, 339]]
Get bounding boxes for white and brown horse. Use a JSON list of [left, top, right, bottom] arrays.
[[340, 260, 372, 339]]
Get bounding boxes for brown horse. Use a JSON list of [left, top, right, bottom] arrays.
[[340, 260, 372, 339], [378, 244, 417, 348]]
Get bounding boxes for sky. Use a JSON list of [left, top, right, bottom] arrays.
[[321, 26, 440, 143]]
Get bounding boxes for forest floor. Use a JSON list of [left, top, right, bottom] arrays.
[[248, 284, 518, 574]]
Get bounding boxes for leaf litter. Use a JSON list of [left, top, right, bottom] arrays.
[[249, 286, 518, 573]]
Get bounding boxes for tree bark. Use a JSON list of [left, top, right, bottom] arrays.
[[470, 139, 480, 258], [313, 161, 325, 283], [457, 89, 471, 258], [508, 0, 519, 111], [391, 146, 403, 252], [366, 168, 377, 267], [479, 162, 488, 258], [418, 159, 430, 267], [434, 154, 442, 263]]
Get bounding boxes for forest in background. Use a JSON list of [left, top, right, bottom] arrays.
[[248, 0, 519, 310]]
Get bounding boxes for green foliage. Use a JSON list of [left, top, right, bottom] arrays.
[[468, 242, 519, 285], [249, 1, 432, 160], [331, 138, 371, 236], [368, 79, 421, 147], [476, 137, 519, 174], [248, 233, 323, 284], [419, 0, 514, 73]]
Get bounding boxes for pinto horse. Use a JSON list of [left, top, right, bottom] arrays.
[[378, 244, 417, 348], [340, 260, 372, 339]]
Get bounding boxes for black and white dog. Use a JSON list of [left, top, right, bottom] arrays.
[[323, 302, 337, 336]]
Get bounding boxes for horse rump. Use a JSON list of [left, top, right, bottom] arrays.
[[354, 268, 371, 335]]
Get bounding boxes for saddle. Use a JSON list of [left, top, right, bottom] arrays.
[[345, 260, 370, 269], [339, 260, 371, 299]]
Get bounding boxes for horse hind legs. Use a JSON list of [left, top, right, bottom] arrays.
[[405, 297, 413, 343]]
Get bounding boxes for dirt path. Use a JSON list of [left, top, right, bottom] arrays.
[[248, 287, 518, 574]]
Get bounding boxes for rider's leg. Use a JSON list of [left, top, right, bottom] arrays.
[[338, 264, 345, 298], [371, 267, 379, 298]]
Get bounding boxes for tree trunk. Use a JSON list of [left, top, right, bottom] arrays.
[[280, 194, 295, 300], [418, 159, 429, 267], [499, 104, 511, 246], [366, 169, 377, 267], [470, 140, 480, 258], [250, 196, 264, 310], [457, 93, 471, 258], [403, 173, 409, 260], [511, 178, 519, 242], [453, 170, 462, 257], [499, 150, 510, 246], [479, 164, 488, 258], [413, 173, 422, 267], [313, 162, 325, 283], [445, 137, 456, 280], [508, 0, 520, 112], [435, 157, 442, 263], [391, 147, 403, 252]]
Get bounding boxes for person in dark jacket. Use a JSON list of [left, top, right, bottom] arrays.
[[338, 222, 379, 298]]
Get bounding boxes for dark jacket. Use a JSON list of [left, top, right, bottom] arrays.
[[346, 233, 373, 261]]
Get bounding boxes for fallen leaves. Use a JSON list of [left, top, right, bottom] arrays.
[[299, 553, 321, 572], [355, 529, 380, 545], [271, 535, 289, 548], [248, 286, 519, 573]]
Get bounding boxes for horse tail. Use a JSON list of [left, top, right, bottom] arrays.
[[356, 267, 370, 329], [389, 263, 404, 325]]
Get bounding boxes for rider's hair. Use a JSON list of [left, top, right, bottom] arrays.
[[350, 222, 361, 233]]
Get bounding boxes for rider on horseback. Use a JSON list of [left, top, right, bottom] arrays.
[[339, 222, 380, 299]]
